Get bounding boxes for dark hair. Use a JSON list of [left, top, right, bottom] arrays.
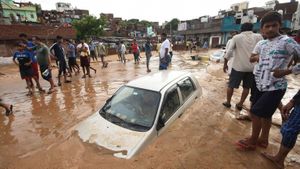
[[161, 33, 167, 37], [56, 35, 63, 40], [19, 33, 27, 38], [261, 11, 282, 28], [241, 23, 253, 32]]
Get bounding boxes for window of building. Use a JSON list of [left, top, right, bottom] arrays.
[[30, 14, 34, 19]]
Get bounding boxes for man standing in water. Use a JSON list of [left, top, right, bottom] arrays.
[[145, 38, 152, 72], [159, 33, 171, 70], [32, 36, 56, 93], [19, 33, 44, 92], [222, 23, 262, 111], [50, 36, 71, 86]]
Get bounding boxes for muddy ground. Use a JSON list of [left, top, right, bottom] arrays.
[[0, 51, 300, 169]]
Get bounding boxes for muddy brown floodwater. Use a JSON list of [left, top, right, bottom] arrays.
[[0, 51, 300, 169]]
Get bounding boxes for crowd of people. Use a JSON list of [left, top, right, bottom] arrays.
[[2, 9, 300, 169], [222, 11, 300, 169], [1, 32, 173, 116]]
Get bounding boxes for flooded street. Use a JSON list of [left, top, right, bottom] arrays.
[[0, 51, 300, 169]]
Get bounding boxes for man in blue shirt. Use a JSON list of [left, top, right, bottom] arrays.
[[13, 42, 34, 95]]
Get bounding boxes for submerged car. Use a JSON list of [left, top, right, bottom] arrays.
[[76, 71, 202, 159], [209, 48, 226, 62]]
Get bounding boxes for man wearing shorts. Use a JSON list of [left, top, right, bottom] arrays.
[[50, 36, 71, 86], [236, 11, 300, 151], [33, 36, 56, 93], [19, 33, 44, 92], [223, 23, 262, 110], [13, 42, 34, 95]]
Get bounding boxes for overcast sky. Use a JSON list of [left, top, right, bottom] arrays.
[[26, 0, 291, 24]]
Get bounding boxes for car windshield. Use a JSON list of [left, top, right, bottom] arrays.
[[99, 86, 161, 132]]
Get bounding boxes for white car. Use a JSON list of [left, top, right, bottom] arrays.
[[76, 71, 202, 159], [209, 49, 226, 62]]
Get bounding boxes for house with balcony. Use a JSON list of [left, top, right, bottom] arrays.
[[0, 0, 38, 24]]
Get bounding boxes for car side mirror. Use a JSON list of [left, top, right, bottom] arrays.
[[156, 115, 165, 131]]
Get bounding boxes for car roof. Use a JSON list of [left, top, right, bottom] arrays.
[[126, 70, 190, 92]]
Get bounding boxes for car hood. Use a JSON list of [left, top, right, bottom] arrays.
[[76, 112, 147, 159]]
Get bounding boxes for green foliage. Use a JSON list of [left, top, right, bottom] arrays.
[[72, 15, 106, 40], [165, 18, 180, 31]]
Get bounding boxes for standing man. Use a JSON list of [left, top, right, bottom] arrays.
[[222, 23, 263, 110], [159, 33, 171, 70], [89, 41, 98, 62], [19, 33, 44, 92], [145, 38, 152, 72], [32, 36, 56, 93], [120, 41, 127, 64], [50, 36, 71, 86], [77, 40, 91, 78], [131, 39, 139, 64], [236, 11, 300, 151], [66, 39, 80, 74], [96, 41, 108, 68]]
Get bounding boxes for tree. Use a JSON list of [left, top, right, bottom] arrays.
[[165, 18, 180, 32], [72, 15, 106, 40]]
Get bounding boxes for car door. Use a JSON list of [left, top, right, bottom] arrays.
[[177, 77, 198, 115], [157, 85, 183, 135]]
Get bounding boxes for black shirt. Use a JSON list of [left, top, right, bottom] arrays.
[[50, 43, 65, 61], [293, 90, 300, 106]]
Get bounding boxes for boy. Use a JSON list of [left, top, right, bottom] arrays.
[[32, 36, 56, 93], [236, 11, 300, 151], [13, 42, 34, 95]]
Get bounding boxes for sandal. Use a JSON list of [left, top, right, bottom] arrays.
[[235, 139, 256, 151], [222, 102, 231, 108], [236, 104, 243, 111]]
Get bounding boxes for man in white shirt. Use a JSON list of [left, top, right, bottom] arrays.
[[120, 41, 127, 64], [159, 33, 170, 70], [223, 23, 263, 110]]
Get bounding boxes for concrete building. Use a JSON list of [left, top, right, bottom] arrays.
[[230, 1, 249, 12], [292, 3, 300, 30], [0, 0, 38, 23], [56, 2, 72, 12]]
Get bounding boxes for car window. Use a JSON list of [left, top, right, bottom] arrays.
[[100, 86, 160, 132], [178, 78, 195, 101], [160, 87, 180, 122]]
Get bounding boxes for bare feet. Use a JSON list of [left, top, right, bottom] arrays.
[[261, 152, 284, 169]]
